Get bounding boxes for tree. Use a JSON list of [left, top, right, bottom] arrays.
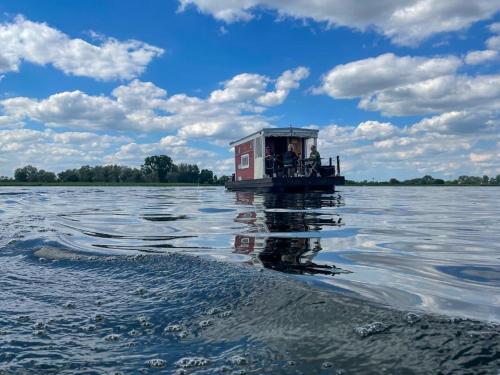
[[142, 155, 174, 182], [389, 178, 400, 184], [14, 165, 38, 182], [216, 175, 230, 185], [421, 175, 434, 185], [37, 170, 57, 183], [177, 163, 200, 183], [120, 167, 144, 183], [199, 169, 214, 184], [58, 169, 79, 182], [78, 165, 94, 182]]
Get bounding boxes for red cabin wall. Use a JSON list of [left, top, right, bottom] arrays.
[[234, 140, 254, 180]]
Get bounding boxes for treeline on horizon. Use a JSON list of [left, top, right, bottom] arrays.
[[1, 155, 230, 185], [346, 174, 500, 186]]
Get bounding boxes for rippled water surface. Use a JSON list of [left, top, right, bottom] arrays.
[[1, 186, 499, 374]]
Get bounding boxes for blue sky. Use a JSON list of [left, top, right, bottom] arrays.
[[0, 0, 499, 180]]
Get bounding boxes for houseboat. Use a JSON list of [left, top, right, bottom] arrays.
[[225, 127, 345, 192]]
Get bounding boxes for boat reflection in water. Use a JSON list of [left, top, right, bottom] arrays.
[[233, 192, 351, 276]]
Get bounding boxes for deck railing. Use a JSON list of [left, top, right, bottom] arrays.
[[264, 155, 341, 178]]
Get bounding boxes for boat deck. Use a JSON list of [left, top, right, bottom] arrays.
[[225, 176, 345, 193]]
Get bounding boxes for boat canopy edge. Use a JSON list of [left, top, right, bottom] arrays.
[[229, 127, 319, 147]]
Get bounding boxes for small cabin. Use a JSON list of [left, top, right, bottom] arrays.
[[230, 127, 319, 181]]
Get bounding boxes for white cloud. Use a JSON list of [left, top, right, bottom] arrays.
[[463, 22, 500, 65], [490, 22, 500, 33], [317, 115, 500, 180], [464, 49, 498, 64], [1, 68, 307, 139], [0, 128, 132, 175], [360, 74, 500, 116], [352, 121, 398, 140], [411, 111, 499, 134], [0, 127, 232, 177], [206, 67, 309, 107], [317, 53, 461, 98], [1, 91, 132, 130], [0, 15, 164, 80], [480, 22, 500, 52], [105, 141, 216, 165], [469, 152, 494, 163], [317, 53, 500, 117], [487, 35, 500, 50], [209, 73, 269, 103], [178, 0, 500, 46], [256, 67, 309, 106]]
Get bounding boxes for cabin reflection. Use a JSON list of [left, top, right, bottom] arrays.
[[233, 192, 346, 276]]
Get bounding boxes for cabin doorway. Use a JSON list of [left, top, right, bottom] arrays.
[[266, 137, 287, 156], [265, 137, 304, 158]]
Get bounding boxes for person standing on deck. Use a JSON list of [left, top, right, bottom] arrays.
[[283, 144, 298, 177], [309, 145, 321, 177]]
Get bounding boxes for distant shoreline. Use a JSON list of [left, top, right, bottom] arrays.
[[344, 184, 499, 187], [0, 182, 497, 187]]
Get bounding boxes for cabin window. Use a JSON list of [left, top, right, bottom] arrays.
[[239, 154, 249, 169]]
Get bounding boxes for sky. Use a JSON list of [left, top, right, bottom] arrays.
[[0, 0, 499, 180]]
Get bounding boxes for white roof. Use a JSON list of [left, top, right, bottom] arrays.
[[230, 127, 318, 146]]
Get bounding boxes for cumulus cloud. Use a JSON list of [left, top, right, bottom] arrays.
[[317, 53, 500, 117], [352, 121, 398, 140], [208, 66, 308, 106], [485, 22, 500, 51], [469, 152, 494, 163], [105, 140, 217, 166], [0, 127, 229, 177], [316, 53, 461, 99], [209, 73, 269, 103], [410, 111, 499, 134], [359, 74, 500, 116], [312, 30, 500, 179], [464, 23, 500, 65], [0, 15, 164, 80], [464, 49, 498, 64], [178, 0, 500, 46], [0, 128, 132, 175], [317, 116, 500, 180], [2, 91, 132, 130], [1, 68, 308, 139], [256, 67, 310, 106]]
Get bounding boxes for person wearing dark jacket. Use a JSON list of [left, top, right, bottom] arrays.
[[283, 144, 298, 177]]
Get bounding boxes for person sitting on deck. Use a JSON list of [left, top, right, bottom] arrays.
[[308, 145, 321, 177], [283, 144, 298, 177]]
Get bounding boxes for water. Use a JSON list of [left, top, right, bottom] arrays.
[[0, 186, 499, 374]]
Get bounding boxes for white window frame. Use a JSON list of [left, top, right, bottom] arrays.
[[239, 153, 250, 169]]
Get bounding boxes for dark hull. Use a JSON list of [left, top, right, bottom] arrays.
[[225, 176, 345, 193]]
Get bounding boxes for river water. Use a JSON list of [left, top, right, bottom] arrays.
[[0, 186, 499, 374]]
